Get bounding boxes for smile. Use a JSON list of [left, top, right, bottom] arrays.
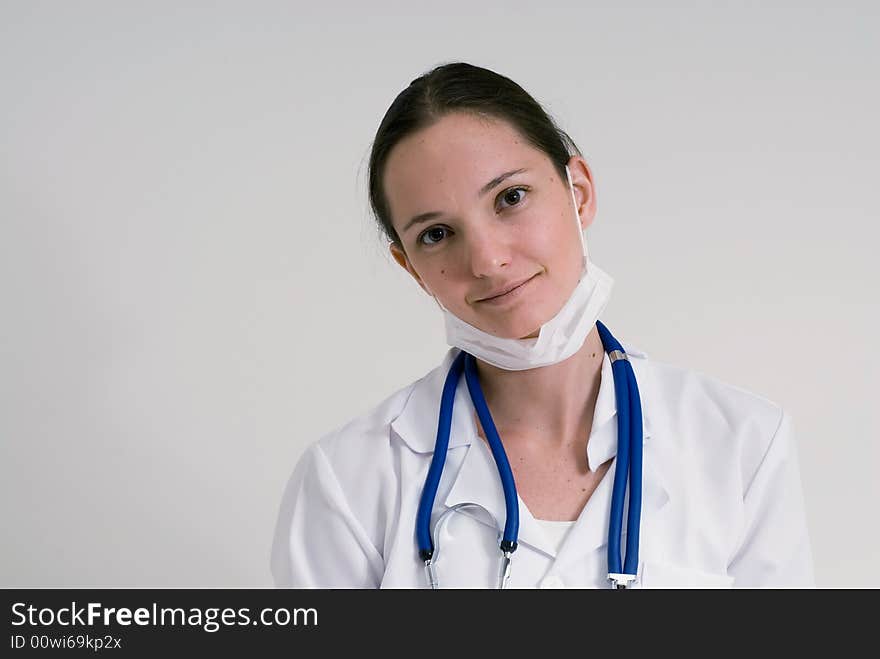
[[475, 274, 539, 306]]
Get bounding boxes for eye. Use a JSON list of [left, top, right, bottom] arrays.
[[497, 186, 529, 210], [418, 225, 451, 247], [416, 186, 529, 248]]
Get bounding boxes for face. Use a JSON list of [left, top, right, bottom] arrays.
[[385, 112, 597, 339]]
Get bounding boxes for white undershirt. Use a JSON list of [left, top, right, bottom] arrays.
[[535, 518, 576, 553]]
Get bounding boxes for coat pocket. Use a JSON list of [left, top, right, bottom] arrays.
[[638, 561, 735, 588]]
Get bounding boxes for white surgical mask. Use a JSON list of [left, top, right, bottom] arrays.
[[426, 164, 614, 371]]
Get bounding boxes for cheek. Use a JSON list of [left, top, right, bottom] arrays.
[[525, 212, 583, 289], [423, 266, 455, 298], [525, 211, 569, 258]]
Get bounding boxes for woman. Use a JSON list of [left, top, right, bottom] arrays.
[[270, 62, 815, 588]]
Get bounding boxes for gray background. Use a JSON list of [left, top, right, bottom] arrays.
[[2, 1, 877, 587]]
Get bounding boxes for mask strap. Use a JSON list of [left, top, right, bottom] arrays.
[[565, 164, 590, 275]]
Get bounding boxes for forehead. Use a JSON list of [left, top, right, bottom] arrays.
[[383, 113, 549, 227]]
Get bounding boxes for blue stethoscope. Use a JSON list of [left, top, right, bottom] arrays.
[[416, 320, 643, 589]]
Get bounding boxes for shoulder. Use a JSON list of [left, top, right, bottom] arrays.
[[275, 358, 444, 559], [297, 351, 450, 489], [315, 379, 416, 463], [637, 348, 793, 487], [647, 353, 784, 433]]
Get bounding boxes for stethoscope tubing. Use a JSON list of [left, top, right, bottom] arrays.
[[606, 337, 631, 575], [415, 350, 466, 561], [596, 319, 642, 576], [464, 352, 519, 551], [624, 352, 643, 575], [416, 320, 642, 584]]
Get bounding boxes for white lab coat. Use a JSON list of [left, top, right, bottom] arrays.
[[270, 341, 815, 588]]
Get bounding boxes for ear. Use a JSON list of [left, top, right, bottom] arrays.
[[389, 242, 432, 296], [566, 156, 598, 231]]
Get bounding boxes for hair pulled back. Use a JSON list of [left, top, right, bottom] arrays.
[[368, 61, 583, 250]]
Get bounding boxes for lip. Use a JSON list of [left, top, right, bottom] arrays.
[[475, 273, 539, 305]]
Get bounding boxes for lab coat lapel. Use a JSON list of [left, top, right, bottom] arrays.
[[443, 428, 558, 557], [390, 348, 473, 454], [390, 348, 553, 549], [552, 347, 672, 572]]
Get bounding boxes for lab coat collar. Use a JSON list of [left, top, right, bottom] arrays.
[[390, 336, 667, 558], [390, 347, 476, 454]]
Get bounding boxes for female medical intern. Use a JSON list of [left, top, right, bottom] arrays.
[[270, 62, 815, 589]]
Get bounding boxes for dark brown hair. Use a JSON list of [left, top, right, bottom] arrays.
[[368, 61, 584, 250]]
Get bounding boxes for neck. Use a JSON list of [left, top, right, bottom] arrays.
[[471, 324, 605, 446]]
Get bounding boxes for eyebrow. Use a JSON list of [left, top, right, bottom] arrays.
[[401, 168, 529, 236]]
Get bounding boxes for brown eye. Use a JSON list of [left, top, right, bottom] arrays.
[[498, 186, 529, 209], [419, 226, 450, 246]]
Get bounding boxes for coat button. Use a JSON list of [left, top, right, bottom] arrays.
[[540, 575, 565, 589]]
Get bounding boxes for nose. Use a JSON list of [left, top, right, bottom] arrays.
[[466, 226, 511, 278]]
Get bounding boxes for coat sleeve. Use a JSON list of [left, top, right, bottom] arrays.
[[270, 442, 385, 588], [727, 409, 816, 587]]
